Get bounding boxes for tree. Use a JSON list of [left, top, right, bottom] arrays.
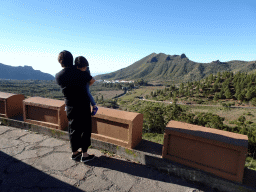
[[206, 81, 211, 88], [164, 102, 183, 123], [194, 112, 224, 129], [218, 91, 223, 99], [173, 96, 177, 105], [141, 104, 165, 133], [117, 84, 122, 89], [222, 102, 232, 111], [215, 76, 220, 83], [222, 78, 230, 89], [212, 82, 218, 92], [238, 115, 246, 126], [238, 93, 244, 101], [185, 87, 189, 96], [246, 88, 254, 100], [235, 86, 241, 100], [217, 72, 221, 78], [224, 88, 232, 99], [251, 98, 256, 106], [173, 91, 177, 99], [164, 87, 168, 93], [134, 78, 148, 86], [179, 83, 184, 96], [213, 92, 219, 101], [209, 74, 214, 82], [196, 85, 200, 94]]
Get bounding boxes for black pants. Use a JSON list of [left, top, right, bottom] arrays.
[[66, 104, 92, 153]]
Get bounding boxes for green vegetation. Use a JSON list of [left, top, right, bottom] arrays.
[[0, 80, 63, 99], [120, 99, 256, 170], [245, 155, 256, 171], [116, 71, 256, 170], [146, 71, 256, 106], [0, 80, 126, 100], [50, 129, 65, 138], [97, 98, 119, 109], [142, 132, 164, 144]]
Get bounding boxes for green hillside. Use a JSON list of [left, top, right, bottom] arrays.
[[95, 53, 256, 83]]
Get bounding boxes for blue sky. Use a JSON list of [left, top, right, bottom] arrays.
[[0, 0, 255, 77]]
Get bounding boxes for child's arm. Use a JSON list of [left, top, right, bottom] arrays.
[[89, 78, 96, 86], [86, 83, 97, 107], [84, 67, 95, 86]]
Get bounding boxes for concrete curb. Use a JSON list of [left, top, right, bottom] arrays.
[[0, 117, 255, 192]]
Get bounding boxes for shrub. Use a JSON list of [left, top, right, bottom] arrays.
[[251, 98, 256, 106]]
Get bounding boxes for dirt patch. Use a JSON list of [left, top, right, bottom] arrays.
[[94, 90, 124, 100]]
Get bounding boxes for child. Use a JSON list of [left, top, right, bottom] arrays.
[[74, 56, 98, 116]]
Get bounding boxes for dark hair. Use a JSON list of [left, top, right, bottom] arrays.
[[58, 50, 73, 68], [74, 56, 89, 68]]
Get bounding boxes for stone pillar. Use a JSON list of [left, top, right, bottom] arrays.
[[91, 107, 143, 149], [162, 120, 248, 183], [23, 97, 68, 131], [0, 92, 24, 118]]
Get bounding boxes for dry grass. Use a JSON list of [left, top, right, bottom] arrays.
[[120, 86, 165, 100], [187, 105, 256, 126]]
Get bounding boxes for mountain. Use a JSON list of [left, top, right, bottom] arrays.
[[95, 53, 256, 83], [0, 63, 55, 80]]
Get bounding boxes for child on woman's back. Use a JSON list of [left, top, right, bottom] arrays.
[[74, 56, 98, 116]]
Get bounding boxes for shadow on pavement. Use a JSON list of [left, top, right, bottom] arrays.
[[79, 154, 212, 191], [0, 151, 84, 192], [243, 168, 256, 189], [0, 150, 212, 192]]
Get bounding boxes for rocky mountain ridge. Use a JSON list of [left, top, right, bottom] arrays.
[[95, 53, 256, 83], [0, 63, 54, 80]]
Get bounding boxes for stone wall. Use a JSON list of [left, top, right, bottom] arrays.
[[162, 120, 248, 183], [0, 91, 250, 184], [23, 97, 68, 130]]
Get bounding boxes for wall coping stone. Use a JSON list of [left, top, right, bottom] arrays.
[[23, 97, 65, 109], [94, 107, 141, 122], [166, 120, 248, 147], [0, 91, 22, 99]]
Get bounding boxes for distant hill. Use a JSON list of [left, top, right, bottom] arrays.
[[0, 63, 55, 80], [95, 53, 256, 83]]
